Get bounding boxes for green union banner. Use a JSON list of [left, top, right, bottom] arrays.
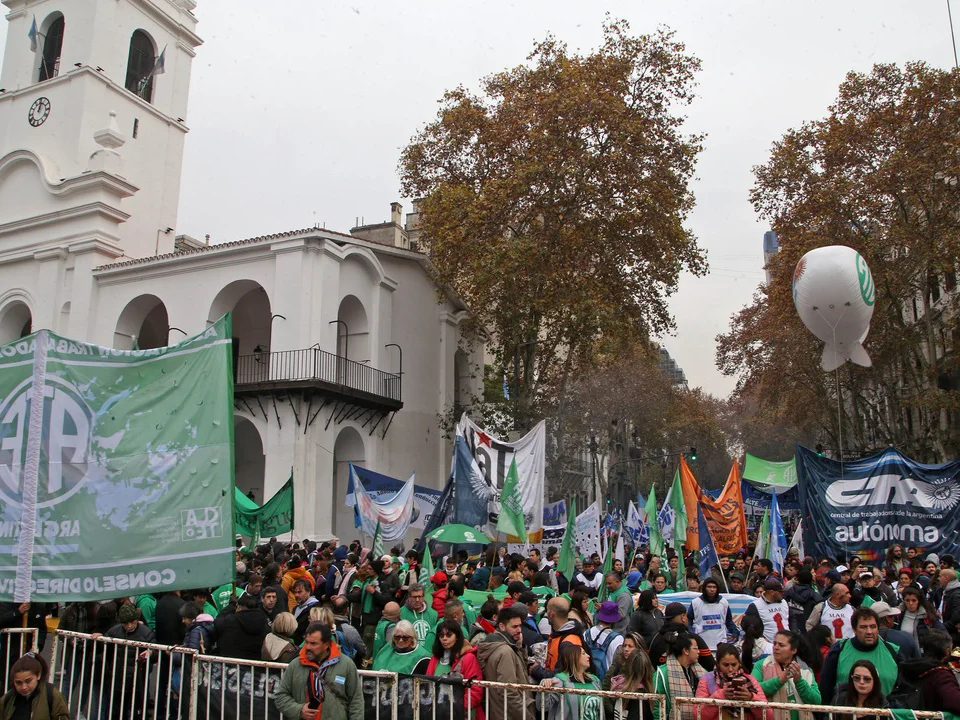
[[0, 317, 236, 602], [234, 475, 294, 541]]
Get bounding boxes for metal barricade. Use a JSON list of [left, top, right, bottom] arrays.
[[675, 696, 944, 720], [0, 627, 39, 694], [51, 628, 198, 720]]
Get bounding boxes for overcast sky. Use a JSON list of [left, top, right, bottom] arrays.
[[2, 2, 954, 397]]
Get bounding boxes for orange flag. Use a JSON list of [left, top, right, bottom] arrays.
[[679, 457, 748, 556]]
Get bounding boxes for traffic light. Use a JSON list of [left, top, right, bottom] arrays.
[[689, 446, 697, 462]]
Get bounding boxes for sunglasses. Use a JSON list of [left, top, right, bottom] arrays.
[[852, 675, 873, 683], [394, 635, 414, 642]]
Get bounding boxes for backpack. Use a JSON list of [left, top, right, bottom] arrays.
[[585, 627, 619, 681], [335, 622, 357, 659]]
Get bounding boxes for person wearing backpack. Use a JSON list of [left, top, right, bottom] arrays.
[[0, 652, 69, 720], [585, 601, 624, 682], [331, 595, 367, 666]]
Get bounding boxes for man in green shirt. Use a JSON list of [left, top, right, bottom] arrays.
[[400, 583, 438, 647], [819, 606, 902, 702], [372, 601, 401, 659], [604, 571, 633, 632], [134, 594, 157, 631]]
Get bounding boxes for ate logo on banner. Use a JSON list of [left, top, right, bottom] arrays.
[[0, 376, 93, 508]]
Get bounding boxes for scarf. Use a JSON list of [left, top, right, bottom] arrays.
[[303, 646, 339, 720], [760, 657, 815, 720], [353, 577, 376, 614], [665, 655, 704, 720]]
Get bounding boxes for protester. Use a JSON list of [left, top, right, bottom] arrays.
[[606, 571, 635, 632], [213, 593, 270, 661], [751, 630, 821, 720], [608, 644, 656, 720], [899, 629, 960, 714], [819, 607, 901, 703], [538, 643, 602, 719], [744, 578, 790, 644], [784, 568, 822, 634], [469, 596, 500, 645], [372, 619, 430, 673], [653, 631, 707, 720], [274, 621, 363, 720], [425, 618, 485, 719], [585, 601, 625, 681], [688, 578, 740, 650], [629, 589, 664, 649], [870, 601, 920, 660], [569, 589, 593, 630], [695, 643, 771, 720], [896, 586, 945, 652], [938, 568, 960, 646], [262, 612, 300, 663], [649, 602, 716, 671], [0, 652, 69, 720], [833, 660, 887, 711], [805, 581, 854, 640], [543, 597, 586, 672], [603, 631, 645, 692], [740, 615, 770, 675], [477, 606, 535, 720]]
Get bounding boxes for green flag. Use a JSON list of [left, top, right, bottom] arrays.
[[234, 475, 294, 543], [371, 520, 384, 560], [667, 470, 688, 555], [598, 528, 614, 601], [418, 541, 434, 606], [645, 487, 664, 558], [557, 497, 577, 581], [496, 458, 527, 542], [0, 318, 236, 603]]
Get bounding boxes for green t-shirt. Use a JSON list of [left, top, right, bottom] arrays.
[[134, 595, 156, 631], [837, 638, 899, 696], [202, 601, 219, 619], [373, 618, 397, 659], [372, 644, 431, 673], [401, 605, 438, 646], [432, 659, 452, 676], [558, 673, 603, 720]]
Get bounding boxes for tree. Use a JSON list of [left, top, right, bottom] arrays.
[[400, 19, 706, 435], [718, 62, 960, 461]]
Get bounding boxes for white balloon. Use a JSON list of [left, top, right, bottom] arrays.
[[792, 245, 875, 371]]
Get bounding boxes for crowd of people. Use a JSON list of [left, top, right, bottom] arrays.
[[3, 537, 960, 720]]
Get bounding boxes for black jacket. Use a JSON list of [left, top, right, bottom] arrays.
[[647, 624, 715, 672], [627, 608, 663, 649], [900, 656, 960, 714], [214, 607, 270, 661], [784, 583, 822, 633], [941, 583, 960, 644], [154, 593, 186, 646]]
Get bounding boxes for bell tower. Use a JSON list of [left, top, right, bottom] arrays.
[[0, 0, 202, 260]]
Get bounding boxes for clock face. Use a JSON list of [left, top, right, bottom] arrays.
[[28, 97, 51, 127]]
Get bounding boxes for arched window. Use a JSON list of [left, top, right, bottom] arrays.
[[38, 16, 64, 81], [124, 30, 156, 102]]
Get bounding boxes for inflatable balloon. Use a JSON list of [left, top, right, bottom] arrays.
[[792, 245, 875, 371]]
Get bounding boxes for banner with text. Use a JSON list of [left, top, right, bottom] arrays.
[[0, 319, 236, 602], [361, 673, 464, 720], [457, 415, 545, 543], [796, 445, 960, 560], [234, 476, 294, 541]]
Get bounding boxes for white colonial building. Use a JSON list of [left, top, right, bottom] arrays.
[[0, 0, 483, 541]]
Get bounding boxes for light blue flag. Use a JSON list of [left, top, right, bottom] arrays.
[[770, 491, 788, 575], [28, 16, 38, 52]]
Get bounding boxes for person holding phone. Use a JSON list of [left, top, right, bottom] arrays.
[[695, 644, 772, 720]]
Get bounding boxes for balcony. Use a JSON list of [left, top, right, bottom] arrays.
[[234, 347, 402, 411]]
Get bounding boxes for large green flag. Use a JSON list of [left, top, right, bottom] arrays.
[[234, 475, 294, 542], [645, 487, 664, 558], [496, 458, 527, 542], [0, 318, 236, 602], [667, 470, 688, 554], [557, 497, 577, 581]]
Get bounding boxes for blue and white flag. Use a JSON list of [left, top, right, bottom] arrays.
[[658, 496, 676, 544], [349, 463, 416, 543], [28, 16, 38, 52], [697, 503, 722, 585], [625, 501, 643, 542], [770, 491, 788, 575]]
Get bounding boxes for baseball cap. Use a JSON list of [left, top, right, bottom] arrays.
[[763, 577, 784, 591], [871, 601, 901, 618], [836, 565, 849, 574], [858, 569, 874, 579], [730, 572, 745, 581], [664, 602, 687, 620]]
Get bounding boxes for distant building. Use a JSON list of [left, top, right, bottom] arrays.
[[658, 347, 688, 388], [763, 231, 780, 284]]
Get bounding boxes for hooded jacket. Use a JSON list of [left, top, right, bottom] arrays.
[[214, 607, 270, 661], [281, 567, 316, 611], [941, 580, 960, 644], [784, 583, 823, 633], [274, 643, 363, 720], [688, 588, 739, 650], [477, 631, 534, 720], [899, 656, 960, 714]]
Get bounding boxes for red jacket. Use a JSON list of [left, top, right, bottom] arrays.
[[695, 672, 773, 720], [432, 588, 448, 617], [426, 647, 485, 720]]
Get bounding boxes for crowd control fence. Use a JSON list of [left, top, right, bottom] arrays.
[[675, 695, 944, 720]]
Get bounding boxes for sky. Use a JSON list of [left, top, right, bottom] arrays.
[[2, 1, 955, 397]]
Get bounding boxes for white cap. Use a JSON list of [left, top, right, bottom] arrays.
[[836, 565, 849, 573]]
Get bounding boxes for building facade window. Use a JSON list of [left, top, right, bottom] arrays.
[[124, 30, 156, 102], [38, 15, 64, 81]]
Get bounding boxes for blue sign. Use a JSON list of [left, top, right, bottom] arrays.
[[796, 445, 960, 560]]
